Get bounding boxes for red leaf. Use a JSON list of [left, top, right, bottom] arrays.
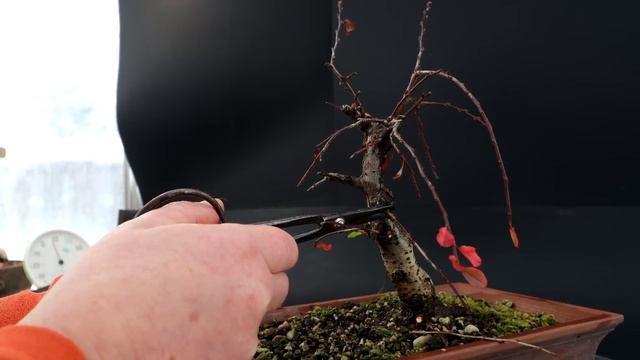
[[458, 245, 482, 268], [448, 255, 465, 272], [343, 18, 356, 35], [461, 267, 488, 288], [314, 241, 333, 251], [392, 160, 405, 180], [450, 255, 488, 288], [436, 227, 455, 248], [509, 225, 520, 248]]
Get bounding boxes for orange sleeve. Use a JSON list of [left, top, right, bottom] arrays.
[[0, 277, 84, 359], [0, 325, 85, 360], [0, 276, 63, 328], [0, 291, 45, 328]]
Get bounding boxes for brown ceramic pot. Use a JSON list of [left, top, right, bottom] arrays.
[[0, 261, 31, 297], [264, 283, 623, 359]]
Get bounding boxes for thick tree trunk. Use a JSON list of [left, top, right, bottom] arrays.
[[359, 122, 437, 311]]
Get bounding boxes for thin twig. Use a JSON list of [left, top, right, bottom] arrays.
[[414, 111, 439, 179], [389, 133, 421, 197], [313, 227, 364, 246], [388, 212, 460, 297], [307, 172, 360, 192], [411, 330, 559, 357], [420, 101, 484, 126], [392, 126, 451, 230], [350, 137, 383, 159], [399, 155, 422, 198], [412, 238, 462, 297], [411, 1, 432, 79], [403, 92, 428, 120], [307, 177, 328, 192], [328, 0, 364, 114], [393, 70, 442, 117], [392, 1, 433, 117], [417, 70, 515, 235]]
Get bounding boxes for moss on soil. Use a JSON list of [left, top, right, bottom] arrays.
[[255, 292, 556, 360]]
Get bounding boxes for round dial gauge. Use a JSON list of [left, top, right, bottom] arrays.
[[23, 230, 90, 288]]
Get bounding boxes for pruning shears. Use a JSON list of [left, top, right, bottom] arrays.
[[135, 188, 393, 243], [255, 204, 393, 243]]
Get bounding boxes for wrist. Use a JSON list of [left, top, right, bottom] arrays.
[[19, 285, 136, 359]]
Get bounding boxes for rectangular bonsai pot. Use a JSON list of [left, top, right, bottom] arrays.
[[264, 283, 623, 359]]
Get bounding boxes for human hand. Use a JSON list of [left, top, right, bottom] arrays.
[[20, 201, 298, 359]]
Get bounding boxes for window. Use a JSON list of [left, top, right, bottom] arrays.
[[0, 0, 126, 259]]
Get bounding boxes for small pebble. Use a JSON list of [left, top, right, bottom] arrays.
[[412, 335, 433, 349], [464, 324, 480, 334]]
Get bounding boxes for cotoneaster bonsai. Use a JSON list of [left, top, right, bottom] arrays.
[[254, 1, 623, 359]]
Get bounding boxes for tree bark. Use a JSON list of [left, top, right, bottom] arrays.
[[359, 121, 437, 311]]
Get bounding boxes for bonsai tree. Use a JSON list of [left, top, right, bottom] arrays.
[[298, 0, 519, 313]]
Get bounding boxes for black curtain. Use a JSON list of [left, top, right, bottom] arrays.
[[117, 0, 333, 208], [117, 1, 639, 358]]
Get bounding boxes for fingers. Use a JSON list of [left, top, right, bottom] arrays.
[[267, 272, 289, 311], [248, 225, 299, 274], [123, 200, 225, 230]]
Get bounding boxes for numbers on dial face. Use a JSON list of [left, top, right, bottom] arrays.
[[24, 231, 90, 288]]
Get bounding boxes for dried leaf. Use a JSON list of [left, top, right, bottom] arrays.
[[509, 225, 520, 248], [381, 156, 392, 171], [458, 245, 482, 268], [436, 227, 455, 248], [461, 267, 488, 288], [314, 241, 333, 251], [392, 160, 405, 180], [347, 231, 364, 239], [343, 18, 356, 35]]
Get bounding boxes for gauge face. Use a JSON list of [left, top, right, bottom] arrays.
[[23, 230, 90, 288]]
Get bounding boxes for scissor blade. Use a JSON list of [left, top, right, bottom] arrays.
[[253, 214, 323, 228]]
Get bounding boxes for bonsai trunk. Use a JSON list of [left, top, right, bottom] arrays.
[[359, 121, 437, 311]]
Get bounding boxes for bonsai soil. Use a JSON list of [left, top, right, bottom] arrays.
[[255, 292, 556, 360]]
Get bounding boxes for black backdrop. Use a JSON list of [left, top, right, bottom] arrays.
[[117, 1, 639, 358]]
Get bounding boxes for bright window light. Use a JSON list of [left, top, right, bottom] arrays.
[[0, 0, 123, 260]]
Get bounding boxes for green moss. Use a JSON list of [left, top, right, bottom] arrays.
[[255, 292, 556, 360]]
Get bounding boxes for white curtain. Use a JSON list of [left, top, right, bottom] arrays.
[[0, 0, 124, 259]]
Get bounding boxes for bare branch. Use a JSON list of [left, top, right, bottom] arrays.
[[389, 134, 421, 197], [420, 100, 484, 125], [330, 0, 344, 69], [307, 172, 360, 192], [411, 330, 559, 357], [328, 0, 365, 115], [414, 112, 439, 179], [392, 69, 442, 117], [306, 176, 329, 192], [417, 70, 515, 234], [392, 125, 451, 229], [400, 155, 422, 197], [391, 1, 433, 118], [298, 118, 384, 187], [411, 1, 433, 79]]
